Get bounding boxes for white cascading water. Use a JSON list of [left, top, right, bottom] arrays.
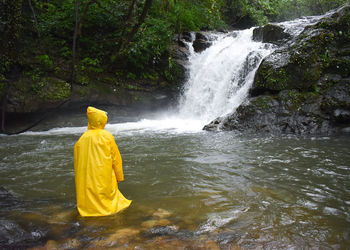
[[177, 28, 273, 123], [20, 13, 333, 135], [23, 28, 275, 135], [27, 11, 340, 136]]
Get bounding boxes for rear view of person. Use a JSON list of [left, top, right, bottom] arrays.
[[74, 106, 131, 217]]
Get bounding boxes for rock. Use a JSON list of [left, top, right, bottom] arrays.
[[0, 219, 32, 248], [141, 219, 171, 229], [203, 240, 221, 250], [333, 109, 350, 122], [113, 228, 141, 238], [59, 238, 80, 249], [145, 225, 179, 237], [47, 209, 76, 225], [253, 24, 291, 45], [341, 127, 350, 133], [192, 32, 212, 53], [204, 91, 337, 134], [89, 227, 140, 247], [152, 208, 173, 219], [322, 81, 350, 115], [180, 31, 193, 42], [7, 77, 70, 113], [252, 4, 350, 96], [44, 240, 59, 250], [0, 186, 20, 209], [206, 4, 350, 134]]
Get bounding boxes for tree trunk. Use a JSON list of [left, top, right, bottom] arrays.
[[71, 0, 80, 89], [115, 0, 137, 53], [27, 0, 40, 38], [119, 0, 153, 53], [78, 0, 95, 37]]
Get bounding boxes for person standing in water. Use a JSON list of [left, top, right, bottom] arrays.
[[74, 106, 131, 216]]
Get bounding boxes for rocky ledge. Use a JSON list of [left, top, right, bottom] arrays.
[[205, 4, 350, 134]]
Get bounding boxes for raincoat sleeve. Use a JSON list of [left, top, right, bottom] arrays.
[[111, 137, 124, 182]]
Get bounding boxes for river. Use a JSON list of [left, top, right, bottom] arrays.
[[1, 13, 350, 249], [1, 122, 350, 248]]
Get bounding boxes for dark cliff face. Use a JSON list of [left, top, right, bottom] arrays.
[[205, 4, 350, 135]]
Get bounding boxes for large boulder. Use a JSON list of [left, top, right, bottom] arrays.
[[252, 4, 350, 96], [205, 4, 350, 134], [252, 24, 291, 45], [192, 32, 212, 53], [7, 76, 71, 113]]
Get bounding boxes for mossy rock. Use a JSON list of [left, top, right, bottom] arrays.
[[32, 77, 71, 101], [7, 76, 70, 113], [253, 24, 291, 44], [251, 95, 278, 110], [253, 4, 350, 95]]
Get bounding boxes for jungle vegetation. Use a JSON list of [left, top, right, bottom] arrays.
[[0, 0, 348, 91]]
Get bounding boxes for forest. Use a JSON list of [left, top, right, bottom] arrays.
[[1, 1, 350, 249], [0, 0, 348, 122]]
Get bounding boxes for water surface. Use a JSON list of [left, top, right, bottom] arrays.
[[1, 120, 349, 248]]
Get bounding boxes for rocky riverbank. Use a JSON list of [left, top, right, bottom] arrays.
[[204, 4, 350, 134]]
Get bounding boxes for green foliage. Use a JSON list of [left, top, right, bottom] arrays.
[[141, 72, 159, 80], [36, 54, 53, 70], [1, 0, 348, 94], [81, 57, 103, 73], [31, 77, 71, 100], [123, 17, 172, 69], [31, 81, 45, 94], [275, 0, 349, 21], [126, 72, 136, 80], [0, 0, 23, 76]]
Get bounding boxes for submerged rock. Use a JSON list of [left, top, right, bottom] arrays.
[[141, 219, 171, 229], [88, 227, 140, 248], [152, 208, 173, 219], [0, 218, 43, 248]]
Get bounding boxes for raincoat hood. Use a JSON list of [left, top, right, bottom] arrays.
[[87, 106, 108, 130]]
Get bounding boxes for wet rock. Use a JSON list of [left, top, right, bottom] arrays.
[[89, 227, 140, 247], [253, 24, 291, 45], [47, 209, 76, 225], [322, 81, 350, 115], [204, 91, 339, 134], [206, 4, 350, 135], [113, 227, 141, 238], [0, 219, 35, 248], [7, 77, 70, 113], [214, 231, 240, 246], [0, 186, 20, 209], [141, 219, 171, 229], [180, 31, 193, 42], [341, 126, 350, 133], [152, 208, 173, 219], [59, 238, 81, 249], [252, 4, 350, 95], [44, 240, 59, 250], [145, 225, 179, 237], [193, 32, 212, 53]]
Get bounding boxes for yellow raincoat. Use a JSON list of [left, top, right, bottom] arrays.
[[74, 107, 131, 217]]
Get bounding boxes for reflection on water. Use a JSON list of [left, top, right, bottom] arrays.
[[0, 126, 350, 248]]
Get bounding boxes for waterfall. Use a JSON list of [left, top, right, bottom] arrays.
[[23, 28, 276, 135], [177, 28, 274, 123]]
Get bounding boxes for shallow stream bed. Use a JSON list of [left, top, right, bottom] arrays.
[[1, 111, 349, 249]]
